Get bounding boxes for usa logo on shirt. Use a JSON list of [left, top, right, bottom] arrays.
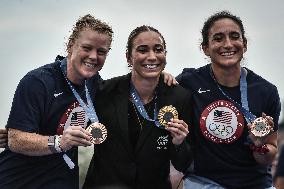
[[200, 100, 244, 144], [57, 101, 88, 134]]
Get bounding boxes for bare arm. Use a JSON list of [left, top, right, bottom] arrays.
[[8, 128, 51, 156], [274, 176, 284, 189], [8, 126, 92, 156]]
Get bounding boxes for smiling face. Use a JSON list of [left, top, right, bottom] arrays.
[[128, 31, 166, 80], [67, 28, 111, 84], [202, 18, 247, 69]]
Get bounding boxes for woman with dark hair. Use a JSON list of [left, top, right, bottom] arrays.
[[83, 25, 193, 189], [177, 11, 281, 189]]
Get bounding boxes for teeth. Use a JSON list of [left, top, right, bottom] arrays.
[[221, 52, 235, 56], [84, 62, 95, 68], [144, 64, 158, 69]]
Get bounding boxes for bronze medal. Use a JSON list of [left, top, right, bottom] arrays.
[[158, 105, 179, 127], [251, 117, 273, 137], [86, 122, 107, 144]]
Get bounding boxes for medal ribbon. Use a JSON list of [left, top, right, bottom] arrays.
[[210, 66, 256, 124], [60, 59, 99, 123], [130, 82, 163, 129], [210, 66, 264, 145], [59, 58, 99, 169]]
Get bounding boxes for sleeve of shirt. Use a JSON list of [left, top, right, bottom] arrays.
[[266, 85, 281, 131], [176, 68, 196, 89], [6, 74, 47, 133], [275, 146, 284, 177], [170, 89, 194, 173], [176, 69, 186, 87]]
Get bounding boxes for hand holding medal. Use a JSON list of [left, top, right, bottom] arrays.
[[158, 105, 189, 145], [86, 122, 107, 144], [250, 113, 274, 138], [248, 113, 274, 153], [158, 105, 179, 128], [60, 126, 93, 151]]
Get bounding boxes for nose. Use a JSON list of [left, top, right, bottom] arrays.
[[89, 50, 98, 60], [147, 50, 157, 61], [223, 37, 233, 48]]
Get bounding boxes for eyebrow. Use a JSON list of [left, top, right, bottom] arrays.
[[211, 33, 223, 37], [136, 45, 148, 48]]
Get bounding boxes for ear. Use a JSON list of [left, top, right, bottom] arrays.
[[126, 51, 133, 67], [243, 40, 247, 53], [202, 45, 210, 56]]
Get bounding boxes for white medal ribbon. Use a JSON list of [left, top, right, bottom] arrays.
[[63, 154, 75, 169]]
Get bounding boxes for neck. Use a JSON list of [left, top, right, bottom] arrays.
[[131, 73, 159, 104], [211, 63, 241, 87], [66, 59, 84, 85]]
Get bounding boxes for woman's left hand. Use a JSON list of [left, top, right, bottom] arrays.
[[166, 119, 189, 145], [248, 112, 274, 146], [162, 71, 178, 86]]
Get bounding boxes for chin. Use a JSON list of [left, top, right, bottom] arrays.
[[216, 60, 240, 68], [143, 72, 161, 79], [82, 71, 98, 79]]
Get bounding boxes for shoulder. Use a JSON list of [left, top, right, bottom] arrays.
[[17, 61, 62, 94], [98, 74, 130, 94], [166, 84, 192, 97], [246, 68, 281, 124], [158, 77, 193, 103], [177, 64, 209, 78], [246, 68, 279, 95], [25, 61, 60, 82], [176, 64, 210, 89]]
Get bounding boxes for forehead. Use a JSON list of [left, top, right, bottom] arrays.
[[133, 31, 163, 47], [77, 28, 111, 45], [209, 18, 242, 35]]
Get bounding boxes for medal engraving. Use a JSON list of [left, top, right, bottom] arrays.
[[86, 122, 107, 144], [251, 117, 273, 137], [158, 105, 178, 127]]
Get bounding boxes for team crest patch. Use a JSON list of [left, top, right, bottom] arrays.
[[156, 135, 169, 150], [200, 100, 244, 144]]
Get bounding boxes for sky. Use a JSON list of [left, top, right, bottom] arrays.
[[0, 0, 283, 128]]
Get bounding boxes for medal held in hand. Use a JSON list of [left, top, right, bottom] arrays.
[[158, 105, 179, 127], [86, 122, 108, 144], [251, 117, 273, 137]]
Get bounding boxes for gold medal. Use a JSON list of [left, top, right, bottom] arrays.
[[251, 117, 273, 137], [86, 122, 107, 144], [158, 105, 179, 127]]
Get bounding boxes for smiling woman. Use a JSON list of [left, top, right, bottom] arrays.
[[83, 25, 193, 189], [0, 14, 114, 189], [67, 28, 111, 84], [204, 18, 246, 70], [127, 26, 167, 94], [177, 11, 281, 189], [67, 15, 113, 85]]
